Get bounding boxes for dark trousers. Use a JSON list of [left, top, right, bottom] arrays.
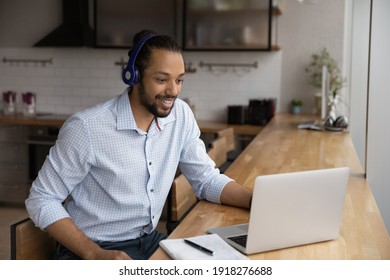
[[55, 230, 167, 260]]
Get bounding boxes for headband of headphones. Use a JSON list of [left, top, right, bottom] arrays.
[[122, 34, 157, 86]]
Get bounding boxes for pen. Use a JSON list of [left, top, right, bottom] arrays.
[[184, 239, 214, 255]]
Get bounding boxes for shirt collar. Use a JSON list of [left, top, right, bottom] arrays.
[[117, 88, 137, 131], [155, 109, 176, 131], [116, 87, 176, 131]]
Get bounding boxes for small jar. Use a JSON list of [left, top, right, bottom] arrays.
[[22, 92, 36, 117], [2, 91, 17, 115]]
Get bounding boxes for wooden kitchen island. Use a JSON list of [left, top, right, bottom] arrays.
[[2, 113, 389, 259], [151, 114, 390, 260]]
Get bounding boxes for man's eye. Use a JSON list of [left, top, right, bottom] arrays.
[[177, 79, 184, 85], [156, 78, 166, 83]]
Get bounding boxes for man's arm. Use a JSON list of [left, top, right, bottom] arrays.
[[46, 218, 131, 260], [220, 181, 252, 209]]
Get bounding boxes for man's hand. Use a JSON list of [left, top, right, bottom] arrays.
[[92, 248, 132, 260], [46, 218, 133, 260]]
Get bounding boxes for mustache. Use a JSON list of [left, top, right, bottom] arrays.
[[157, 95, 177, 100]]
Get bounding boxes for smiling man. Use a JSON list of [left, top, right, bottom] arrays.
[[25, 30, 252, 260]]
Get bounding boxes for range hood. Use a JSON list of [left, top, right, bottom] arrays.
[[34, 0, 93, 47]]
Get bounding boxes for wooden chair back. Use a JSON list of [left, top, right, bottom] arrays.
[[166, 174, 198, 234], [170, 174, 198, 222], [208, 136, 227, 168], [216, 127, 235, 153], [10, 218, 56, 260]]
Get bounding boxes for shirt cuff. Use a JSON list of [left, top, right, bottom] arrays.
[[204, 174, 234, 204], [26, 198, 71, 230]]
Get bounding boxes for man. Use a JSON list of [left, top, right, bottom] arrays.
[[25, 30, 252, 260]]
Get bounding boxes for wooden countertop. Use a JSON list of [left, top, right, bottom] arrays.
[[197, 120, 262, 136], [151, 114, 390, 260], [0, 113, 69, 127]]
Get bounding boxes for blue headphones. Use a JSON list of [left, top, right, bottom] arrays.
[[122, 34, 157, 86]]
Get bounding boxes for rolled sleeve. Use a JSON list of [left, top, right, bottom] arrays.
[[178, 113, 234, 204], [26, 180, 71, 230], [202, 173, 233, 204]]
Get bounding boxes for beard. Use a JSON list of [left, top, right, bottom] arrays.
[[138, 82, 177, 118]]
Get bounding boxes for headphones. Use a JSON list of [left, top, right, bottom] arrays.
[[122, 34, 157, 86], [324, 115, 349, 131]]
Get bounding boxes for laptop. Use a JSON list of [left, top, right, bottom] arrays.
[[208, 167, 350, 255]]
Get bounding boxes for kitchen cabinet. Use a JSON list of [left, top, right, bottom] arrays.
[[94, 0, 177, 48], [0, 115, 66, 204], [0, 0, 61, 47], [0, 125, 29, 203], [183, 0, 274, 51]]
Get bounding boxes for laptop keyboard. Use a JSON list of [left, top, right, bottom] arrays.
[[227, 234, 247, 248]]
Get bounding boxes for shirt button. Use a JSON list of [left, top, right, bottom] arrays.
[[150, 189, 154, 192], [149, 162, 152, 165]]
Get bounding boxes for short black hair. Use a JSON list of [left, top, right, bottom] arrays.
[[131, 30, 182, 78]]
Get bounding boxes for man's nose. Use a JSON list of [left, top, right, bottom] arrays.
[[166, 80, 180, 96]]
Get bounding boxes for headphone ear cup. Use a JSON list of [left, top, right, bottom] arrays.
[[122, 66, 139, 85], [122, 66, 135, 85], [132, 67, 140, 84], [324, 115, 334, 128], [122, 34, 157, 86], [334, 116, 349, 128]]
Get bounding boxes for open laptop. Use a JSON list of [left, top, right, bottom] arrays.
[[208, 167, 350, 255]]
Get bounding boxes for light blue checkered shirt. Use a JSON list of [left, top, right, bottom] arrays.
[[26, 89, 232, 242]]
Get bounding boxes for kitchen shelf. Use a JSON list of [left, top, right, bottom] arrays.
[[199, 61, 258, 70]]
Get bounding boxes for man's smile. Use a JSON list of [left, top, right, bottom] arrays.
[[158, 96, 176, 110]]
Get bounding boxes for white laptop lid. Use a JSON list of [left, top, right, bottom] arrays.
[[209, 167, 350, 255]]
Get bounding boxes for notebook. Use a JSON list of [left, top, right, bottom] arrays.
[[208, 167, 350, 255], [159, 233, 248, 260]]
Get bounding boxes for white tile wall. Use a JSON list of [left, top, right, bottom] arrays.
[[0, 47, 281, 121]]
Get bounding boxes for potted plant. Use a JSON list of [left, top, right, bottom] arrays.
[[291, 99, 303, 114], [305, 48, 346, 117]]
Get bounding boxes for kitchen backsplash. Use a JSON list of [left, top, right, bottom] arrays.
[[0, 47, 281, 121]]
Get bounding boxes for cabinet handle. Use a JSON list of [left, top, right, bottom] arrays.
[[2, 165, 21, 170], [0, 184, 23, 190], [0, 144, 21, 150], [26, 140, 55, 146]]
